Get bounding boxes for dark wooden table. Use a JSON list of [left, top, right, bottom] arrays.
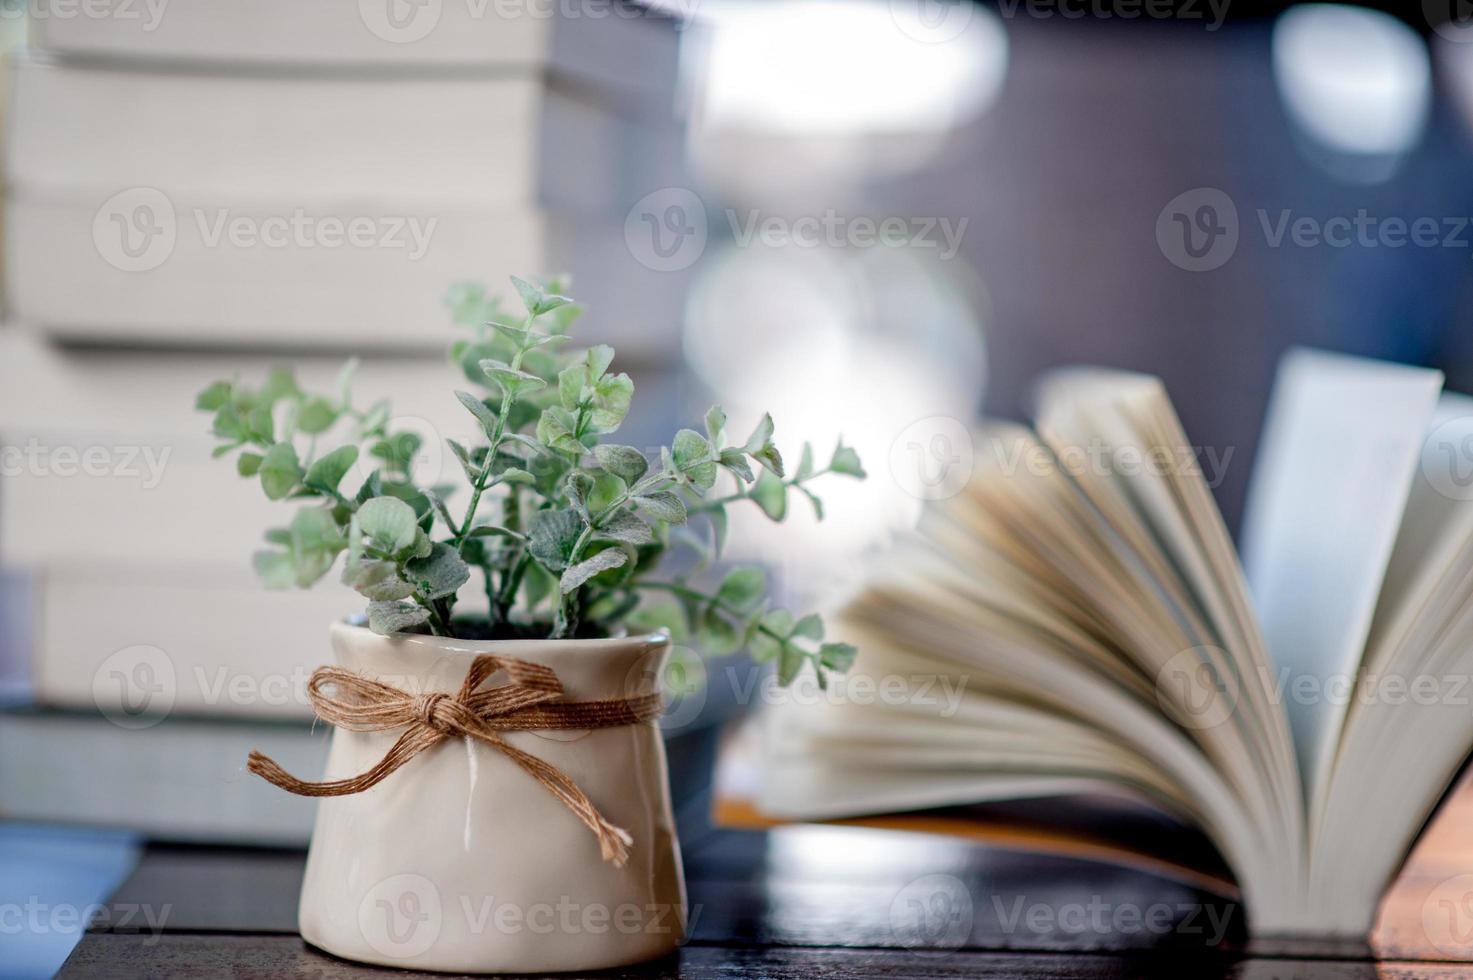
[[55, 783, 1473, 980]]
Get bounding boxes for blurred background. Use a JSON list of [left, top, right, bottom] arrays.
[[2, 0, 1473, 973]]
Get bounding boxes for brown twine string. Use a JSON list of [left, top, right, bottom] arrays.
[[246, 654, 663, 868]]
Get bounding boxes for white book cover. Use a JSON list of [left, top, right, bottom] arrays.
[[26, 0, 681, 105], [4, 196, 689, 353], [6, 56, 688, 215]]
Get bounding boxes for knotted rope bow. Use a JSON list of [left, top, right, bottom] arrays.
[[247, 654, 663, 868]]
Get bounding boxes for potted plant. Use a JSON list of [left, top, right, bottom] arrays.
[[195, 275, 864, 973]]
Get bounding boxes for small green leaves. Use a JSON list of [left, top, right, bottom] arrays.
[[742, 413, 784, 477], [358, 496, 419, 554], [600, 511, 653, 546], [593, 445, 648, 484], [455, 390, 499, 439], [671, 429, 717, 491], [589, 373, 633, 431], [716, 567, 765, 611], [560, 548, 627, 594], [343, 559, 415, 601], [819, 642, 858, 672], [258, 443, 302, 500], [304, 445, 358, 495], [634, 491, 687, 525], [830, 439, 866, 478], [528, 508, 583, 572], [751, 470, 787, 520], [705, 405, 727, 444], [237, 452, 263, 478], [478, 359, 546, 398], [368, 599, 431, 635], [297, 397, 339, 435], [536, 408, 584, 455], [196, 380, 232, 411], [405, 543, 471, 600]]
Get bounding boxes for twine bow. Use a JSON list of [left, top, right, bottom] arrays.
[[247, 654, 663, 868]]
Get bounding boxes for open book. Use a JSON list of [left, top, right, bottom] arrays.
[[749, 349, 1473, 938]]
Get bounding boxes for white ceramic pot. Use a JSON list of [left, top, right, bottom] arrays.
[[297, 621, 687, 974]]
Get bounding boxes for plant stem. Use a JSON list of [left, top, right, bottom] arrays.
[[629, 580, 788, 646]]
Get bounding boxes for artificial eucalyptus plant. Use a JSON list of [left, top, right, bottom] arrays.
[[197, 276, 865, 687]]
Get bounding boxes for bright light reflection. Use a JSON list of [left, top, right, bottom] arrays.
[[1272, 4, 1430, 166], [697, 0, 1008, 134]]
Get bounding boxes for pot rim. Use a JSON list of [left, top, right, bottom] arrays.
[[331, 618, 671, 656]]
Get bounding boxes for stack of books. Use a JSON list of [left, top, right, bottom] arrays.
[[0, 1, 688, 843]]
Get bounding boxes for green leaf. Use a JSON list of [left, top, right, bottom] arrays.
[[672, 429, 717, 491], [751, 470, 787, 520], [357, 496, 419, 553], [698, 606, 742, 655], [819, 642, 858, 672], [797, 443, 815, 481], [830, 440, 866, 478], [592, 444, 648, 484], [236, 452, 263, 477], [528, 508, 583, 572], [791, 613, 824, 642], [743, 414, 774, 454], [600, 511, 653, 546], [557, 364, 585, 410], [716, 567, 766, 611], [777, 644, 805, 686], [252, 550, 295, 589], [705, 405, 727, 445], [367, 599, 431, 635], [297, 396, 338, 435], [717, 449, 753, 483], [511, 274, 544, 315], [584, 344, 615, 381], [478, 358, 547, 397], [259, 443, 302, 500], [196, 381, 232, 411], [343, 559, 414, 601], [634, 491, 687, 525], [752, 442, 785, 478], [446, 438, 479, 483], [304, 445, 359, 495], [497, 467, 535, 485], [404, 543, 471, 600], [628, 598, 690, 643], [535, 408, 584, 455], [559, 548, 628, 594], [335, 358, 359, 407], [589, 373, 633, 431], [455, 390, 499, 439]]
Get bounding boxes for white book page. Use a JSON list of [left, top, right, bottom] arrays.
[[1239, 348, 1443, 806]]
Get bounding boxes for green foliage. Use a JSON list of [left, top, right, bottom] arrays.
[[197, 276, 867, 687]]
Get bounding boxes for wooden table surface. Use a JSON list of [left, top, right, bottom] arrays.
[[55, 777, 1473, 980]]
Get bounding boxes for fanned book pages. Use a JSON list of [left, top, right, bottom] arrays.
[[749, 348, 1473, 938]]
